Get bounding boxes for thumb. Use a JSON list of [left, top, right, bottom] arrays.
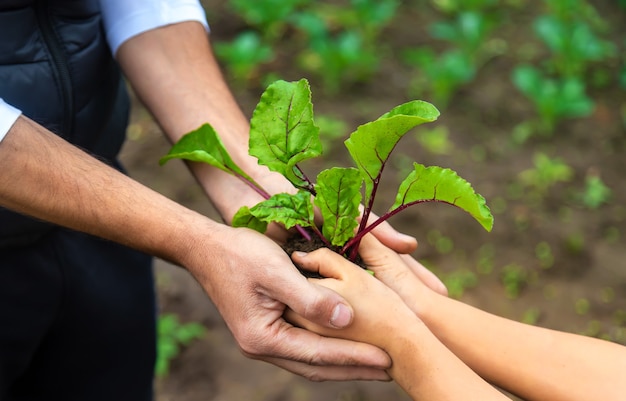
[[273, 263, 354, 329]]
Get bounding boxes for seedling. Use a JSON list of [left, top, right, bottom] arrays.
[[161, 79, 493, 264], [155, 314, 205, 378], [403, 48, 476, 107], [229, 0, 308, 40], [512, 65, 594, 134], [577, 173, 612, 209], [214, 31, 274, 84], [518, 152, 573, 198], [533, 14, 615, 78], [429, 11, 498, 64]]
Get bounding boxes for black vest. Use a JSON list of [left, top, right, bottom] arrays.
[[0, 0, 130, 246]]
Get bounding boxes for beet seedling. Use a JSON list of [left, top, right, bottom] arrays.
[[161, 78, 493, 263]]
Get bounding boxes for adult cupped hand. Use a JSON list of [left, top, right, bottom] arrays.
[[182, 222, 393, 381]]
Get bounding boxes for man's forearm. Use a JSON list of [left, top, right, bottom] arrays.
[[0, 116, 219, 265], [116, 21, 287, 223]]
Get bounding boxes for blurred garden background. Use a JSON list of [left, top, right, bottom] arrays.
[[118, 0, 626, 399]]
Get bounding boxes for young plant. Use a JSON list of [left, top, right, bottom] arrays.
[[292, 12, 380, 94], [214, 31, 274, 84], [512, 65, 594, 134], [518, 152, 573, 199], [160, 79, 493, 264], [155, 314, 205, 378], [403, 48, 476, 107], [229, 0, 309, 41]]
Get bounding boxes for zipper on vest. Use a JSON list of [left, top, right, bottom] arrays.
[[35, 0, 75, 137]]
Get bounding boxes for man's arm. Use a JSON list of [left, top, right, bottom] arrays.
[[116, 21, 287, 225]]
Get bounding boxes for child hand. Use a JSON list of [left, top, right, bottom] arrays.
[[357, 234, 437, 318], [288, 248, 421, 350]]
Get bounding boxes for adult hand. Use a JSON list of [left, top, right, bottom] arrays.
[[182, 223, 392, 381]]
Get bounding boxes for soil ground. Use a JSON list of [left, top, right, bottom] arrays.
[[118, 1, 626, 400]]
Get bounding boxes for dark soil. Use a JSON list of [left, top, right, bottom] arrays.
[[118, 1, 626, 400]]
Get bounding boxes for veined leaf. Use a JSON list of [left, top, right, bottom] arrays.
[[314, 167, 362, 246], [232, 206, 268, 233], [242, 191, 315, 231], [160, 123, 261, 187], [392, 163, 493, 232], [344, 100, 439, 203], [249, 79, 322, 189]]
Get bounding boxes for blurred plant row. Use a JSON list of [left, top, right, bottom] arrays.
[[211, 0, 624, 138]]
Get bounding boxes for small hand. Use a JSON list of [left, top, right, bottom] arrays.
[[357, 234, 436, 316], [287, 247, 421, 350], [184, 225, 392, 381]]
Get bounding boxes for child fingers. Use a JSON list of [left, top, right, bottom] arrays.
[[291, 248, 353, 279], [358, 234, 405, 271]]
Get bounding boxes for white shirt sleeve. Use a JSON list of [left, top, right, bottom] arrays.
[[0, 98, 22, 145], [99, 0, 210, 56]]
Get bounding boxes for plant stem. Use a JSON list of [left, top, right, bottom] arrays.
[[343, 199, 456, 255], [295, 165, 317, 195], [234, 172, 271, 199], [310, 224, 332, 248], [349, 171, 384, 261]]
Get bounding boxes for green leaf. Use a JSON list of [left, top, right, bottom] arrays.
[[245, 191, 315, 231], [392, 163, 493, 232], [232, 206, 269, 233], [249, 79, 322, 189], [160, 123, 262, 187], [344, 100, 440, 203], [314, 167, 362, 246]]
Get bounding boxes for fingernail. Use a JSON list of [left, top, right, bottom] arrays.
[[330, 303, 352, 328], [292, 251, 308, 258]]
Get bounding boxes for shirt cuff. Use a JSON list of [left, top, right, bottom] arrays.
[[101, 0, 210, 56], [0, 98, 22, 144]]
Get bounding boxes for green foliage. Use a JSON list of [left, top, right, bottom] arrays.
[[288, 0, 398, 93], [428, 229, 455, 254], [415, 125, 454, 155], [403, 48, 476, 106], [501, 263, 528, 299], [429, 11, 497, 62], [316, 114, 349, 145], [512, 66, 594, 134], [292, 13, 380, 94], [229, 0, 308, 39], [162, 79, 493, 261], [315, 168, 363, 246], [521, 307, 541, 325], [159, 123, 265, 193], [533, 14, 616, 78], [442, 269, 478, 299], [392, 163, 493, 232], [430, 0, 498, 14], [249, 79, 321, 190], [214, 31, 274, 83], [578, 174, 612, 209], [535, 241, 555, 269], [518, 152, 573, 198], [156, 314, 205, 378]]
